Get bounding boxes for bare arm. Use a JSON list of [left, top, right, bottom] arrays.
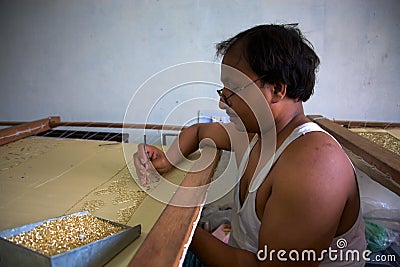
[[165, 122, 232, 168], [133, 122, 232, 180]]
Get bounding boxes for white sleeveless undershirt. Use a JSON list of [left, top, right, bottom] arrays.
[[228, 122, 366, 266]]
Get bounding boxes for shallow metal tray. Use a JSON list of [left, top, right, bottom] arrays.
[[0, 211, 141, 267]]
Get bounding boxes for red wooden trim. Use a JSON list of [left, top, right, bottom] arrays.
[[333, 120, 400, 128], [0, 120, 186, 131], [51, 122, 186, 131], [0, 117, 60, 146]]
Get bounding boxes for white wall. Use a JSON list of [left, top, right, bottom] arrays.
[[0, 0, 399, 125]]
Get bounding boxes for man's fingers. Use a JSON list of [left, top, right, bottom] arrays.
[[137, 143, 146, 157], [133, 151, 147, 177], [134, 144, 164, 187]]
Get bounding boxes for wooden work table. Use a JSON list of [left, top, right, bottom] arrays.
[[0, 117, 220, 267]]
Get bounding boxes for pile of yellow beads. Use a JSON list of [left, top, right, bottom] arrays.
[[6, 214, 123, 256]]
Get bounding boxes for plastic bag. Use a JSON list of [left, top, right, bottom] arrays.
[[362, 197, 400, 231], [200, 202, 232, 232], [361, 197, 400, 252], [365, 220, 398, 252]]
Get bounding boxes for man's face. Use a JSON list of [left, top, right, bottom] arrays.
[[219, 47, 273, 133]]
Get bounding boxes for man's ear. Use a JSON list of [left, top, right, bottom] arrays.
[[271, 83, 287, 103]]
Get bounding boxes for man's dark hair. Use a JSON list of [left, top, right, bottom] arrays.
[[216, 24, 320, 102]]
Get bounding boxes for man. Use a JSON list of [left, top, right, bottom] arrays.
[[134, 24, 366, 266]]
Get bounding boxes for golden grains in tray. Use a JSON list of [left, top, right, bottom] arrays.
[[6, 214, 123, 256], [356, 132, 399, 156]]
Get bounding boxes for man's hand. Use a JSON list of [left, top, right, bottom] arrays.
[[133, 143, 172, 185]]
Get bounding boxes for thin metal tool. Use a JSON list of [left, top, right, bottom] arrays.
[[98, 142, 119, 147], [143, 134, 148, 185], [143, 134, 147, 154], [143, 134, 148, 166]]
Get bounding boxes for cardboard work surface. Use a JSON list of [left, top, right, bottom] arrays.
[[0, 137, 187, 266]]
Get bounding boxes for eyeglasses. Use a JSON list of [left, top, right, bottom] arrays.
[[217, 76, 265, 106]]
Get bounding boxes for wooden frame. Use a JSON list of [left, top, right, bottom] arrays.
[[308, 115, 400, 196], [0, 118, 187, 146], [331, 120, 400, 129], [0, 116, 219, 267], [0, 119, 186, 132], [0, 116, 60, 145]]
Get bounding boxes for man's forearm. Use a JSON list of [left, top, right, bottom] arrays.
[[165, 124, 201, 166]]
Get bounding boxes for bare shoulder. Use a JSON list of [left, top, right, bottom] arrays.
[[268, 130, 356, 221], [274, 131, 354, 189], [258, 131, 357, 255]]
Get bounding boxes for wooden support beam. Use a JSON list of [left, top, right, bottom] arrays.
[[0, 121, 22, 126], [308, 115, 400, 196], [333, 120, 400, 129], [0, 120, 186, 131], [129, 149, 221, 267], [49, 121, 186, 131], [0, 117, 60, 146]]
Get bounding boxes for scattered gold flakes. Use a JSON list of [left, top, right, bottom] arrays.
[[94, 180, 130, 195], [0, 138, 61, 173], [117, 206, 135, 224], [116, 195, 146, 224], [113, 190, 147, 206], [6, 214, 123, 256], [80, 200, 105, 212], [66, 176, 147, 222], [357, 132, 400, 156], [94, 179, 147, 205]]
